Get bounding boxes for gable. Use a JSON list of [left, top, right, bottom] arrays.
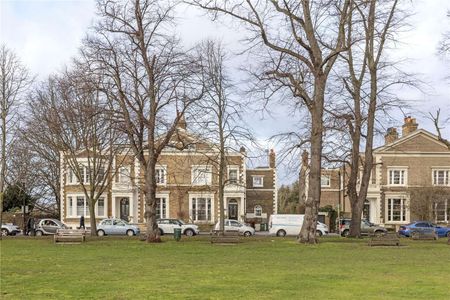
[[376, 130, 450, 154]]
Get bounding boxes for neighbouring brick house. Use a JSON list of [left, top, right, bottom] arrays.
[[245, 149, 278, 230], [316, 116, 450, 230], [60, 121, 277, 230]]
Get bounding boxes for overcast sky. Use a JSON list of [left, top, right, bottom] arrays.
[[1, 0, 449, 183]]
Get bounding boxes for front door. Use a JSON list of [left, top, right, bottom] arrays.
[[363, 200, 370, 221], [228, 199, 238, 220], [120, 198, 129, 221]]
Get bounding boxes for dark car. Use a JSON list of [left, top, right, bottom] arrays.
[[339, 218, 387, 237], [35, 219, 70, 236], [398, 221, 450, 238]]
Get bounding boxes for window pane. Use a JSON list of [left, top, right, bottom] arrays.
[[229, 169, 238, 184], [197, 198, 206, 220], [77, 197, 84, 216], [98, 198, 105, 216]]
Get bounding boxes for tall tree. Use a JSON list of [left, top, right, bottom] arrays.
[[190, 40, 252, 231], [83, 0, 203, 242], [32, 67, 122, 235], [0, 45, 32, 233], [191, 0, 351, 243], [335, 0, 404, 237]]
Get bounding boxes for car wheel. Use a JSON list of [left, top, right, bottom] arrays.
[[184, 229, 194, 236], [411, 231, 419, 239], [447, 232, 450, 238], [97, 230, 105, 237], [159, 229, 164, 236], [276, 229, 286, 237], [315, 230, 323, 237], [126, 229, 134, 237], [1, 229, 9, 236], [342, 230, 349, 237], [35, 230, 43, 236], [244, 231, 252, 237]]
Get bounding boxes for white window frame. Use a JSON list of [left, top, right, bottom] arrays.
[[434, 199, 449, 223], [387, 167, 408, 186], [432, 169, 450, 186], [321, 175, 331, 187], [118, 166, 131, 184], [155, 196, 169, 219], [156, 166, 167, 185], [66, 194, 107, 218], [191, 165, 212, 185], [254, 205, 262, 217], [189, 193, 214, 223], [227, 166, 239, 185], [252, 175, 264, 187], [386, 197, 408, 223]]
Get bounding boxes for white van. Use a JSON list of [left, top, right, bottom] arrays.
[[269, 214, 329, 237]]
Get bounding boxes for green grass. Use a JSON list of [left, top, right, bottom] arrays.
[[1, 236, 449, 299]]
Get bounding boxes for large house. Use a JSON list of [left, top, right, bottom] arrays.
[[319, 117, 450, 229], [60, 120, 277, 230]]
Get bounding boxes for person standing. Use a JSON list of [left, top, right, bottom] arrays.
[[79, 216, 85, 229]]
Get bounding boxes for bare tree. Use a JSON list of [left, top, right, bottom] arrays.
[[0, 45, 33, 234], [333, 0, 406, 237], [429, 109, 450, 150], [31, 67, 123, 236], [83, 0, 204, 242], [189, 40, 253, 231], [190, 0, 351, 243]]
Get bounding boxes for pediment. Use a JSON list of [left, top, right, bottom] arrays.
[[375, 129, 450, 154]]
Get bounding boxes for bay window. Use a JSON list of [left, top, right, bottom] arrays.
[[190, 197, 212, 221]]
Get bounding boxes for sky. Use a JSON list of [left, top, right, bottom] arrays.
[[1, 0, 450, 183]]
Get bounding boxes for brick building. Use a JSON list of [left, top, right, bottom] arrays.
[[60, 121, 277, 229], [317, 117, 450, 229]]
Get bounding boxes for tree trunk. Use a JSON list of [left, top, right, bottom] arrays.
[[298, 85, 325, 244], [0, 111, 6, 238], [89, 200, 97, 236], [144, 157, 161, 243]]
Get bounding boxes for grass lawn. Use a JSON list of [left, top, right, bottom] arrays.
[[1, 235, 449, 299]]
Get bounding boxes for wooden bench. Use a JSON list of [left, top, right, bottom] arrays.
[[411, 229, 438, 240], [211, 230, 240, 244], [54, 229, 87, 244], [368, 232, 400, 246]]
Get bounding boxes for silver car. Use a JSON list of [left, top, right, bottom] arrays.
[[1, 223, 21, 236], [97, 218, 140, 236], [214, 219, 255, 237], [35, 219, 70, 236]]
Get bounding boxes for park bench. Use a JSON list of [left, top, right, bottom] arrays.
[[54, 229, 87, 244], [410, 228, 438, 240], [368, 232, 400, 246], [211, 230, 240, 244]]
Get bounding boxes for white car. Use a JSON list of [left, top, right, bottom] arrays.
[[1, 223, 21, 236], [157, 219, 200, 236], [214, 219, 255, 237]]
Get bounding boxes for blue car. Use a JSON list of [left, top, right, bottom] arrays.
[[398, 221, 450, 238]]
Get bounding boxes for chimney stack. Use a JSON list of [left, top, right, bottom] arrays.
[[402, 116, 418, 136], [385, 127, 398, 144], [269, 149, 276, 168]]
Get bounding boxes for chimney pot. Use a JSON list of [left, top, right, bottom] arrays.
[[385, 127, 398, 144]]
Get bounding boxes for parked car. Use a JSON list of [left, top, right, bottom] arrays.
[[156, 219, 199, 236], [269, 214, 329, 237], [97, 218, 140, 236], [35, 219, 70, 236], [398, 221, 450, 238], [1, 223, 21, 236], [339, 219, 387, 237], [214, 219, 255, 237]]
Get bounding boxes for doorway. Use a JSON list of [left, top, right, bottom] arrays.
[[228, 199, 238, 220], [120, 198, 130, 221]]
